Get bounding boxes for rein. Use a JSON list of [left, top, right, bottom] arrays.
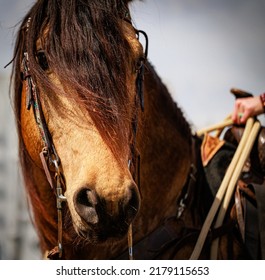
[[21, 16, 148, 260]]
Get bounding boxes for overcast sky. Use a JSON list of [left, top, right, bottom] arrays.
[[1, 0, 265, 129]]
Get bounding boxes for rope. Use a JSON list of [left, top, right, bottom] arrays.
[[196, 117, 233, 137]]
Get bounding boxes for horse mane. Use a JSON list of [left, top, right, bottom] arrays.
[[145, 62, 192, 143]]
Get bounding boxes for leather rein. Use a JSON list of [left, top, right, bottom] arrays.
[[21, 16, 148, 259]]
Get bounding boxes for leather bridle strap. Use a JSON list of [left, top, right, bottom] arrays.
[[22, 52, 67, 258], [21, 18, 67, 258], [126, 24, 149, 260], [21, 52, 54, 153]]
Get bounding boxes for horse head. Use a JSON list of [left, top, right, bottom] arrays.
[[14, 0, 147, 248]]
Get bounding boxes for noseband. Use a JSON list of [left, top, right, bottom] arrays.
[[21, 16, 148, 259]]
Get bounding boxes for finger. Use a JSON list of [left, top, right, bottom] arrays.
[[232, 100, 241, 123], [240, 108, 252, 124], [239, 113, 247, 124]]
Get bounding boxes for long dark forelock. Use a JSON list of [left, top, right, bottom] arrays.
[[13, 0, 136, 165]]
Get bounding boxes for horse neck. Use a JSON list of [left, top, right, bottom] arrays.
[[136, 62, 193, 232]]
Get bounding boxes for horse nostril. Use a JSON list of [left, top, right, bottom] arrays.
[[74, 188, 99, 225]]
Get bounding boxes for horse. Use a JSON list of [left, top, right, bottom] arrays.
[[10, 0, 249, 260]]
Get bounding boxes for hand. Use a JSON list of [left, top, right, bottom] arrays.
[[231, 95, 264, 124]]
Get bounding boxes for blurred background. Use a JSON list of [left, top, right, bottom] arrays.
[[1, 0, 265, 259]]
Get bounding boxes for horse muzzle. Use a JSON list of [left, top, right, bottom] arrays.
[[73, 184, 140, 242]]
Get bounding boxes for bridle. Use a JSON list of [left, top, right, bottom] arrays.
[[21, 15, 148, 259]]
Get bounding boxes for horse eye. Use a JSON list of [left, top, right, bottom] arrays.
[[36, 51, 49, 71]]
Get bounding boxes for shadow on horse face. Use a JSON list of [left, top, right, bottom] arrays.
[[19, 17, 143, 244]]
